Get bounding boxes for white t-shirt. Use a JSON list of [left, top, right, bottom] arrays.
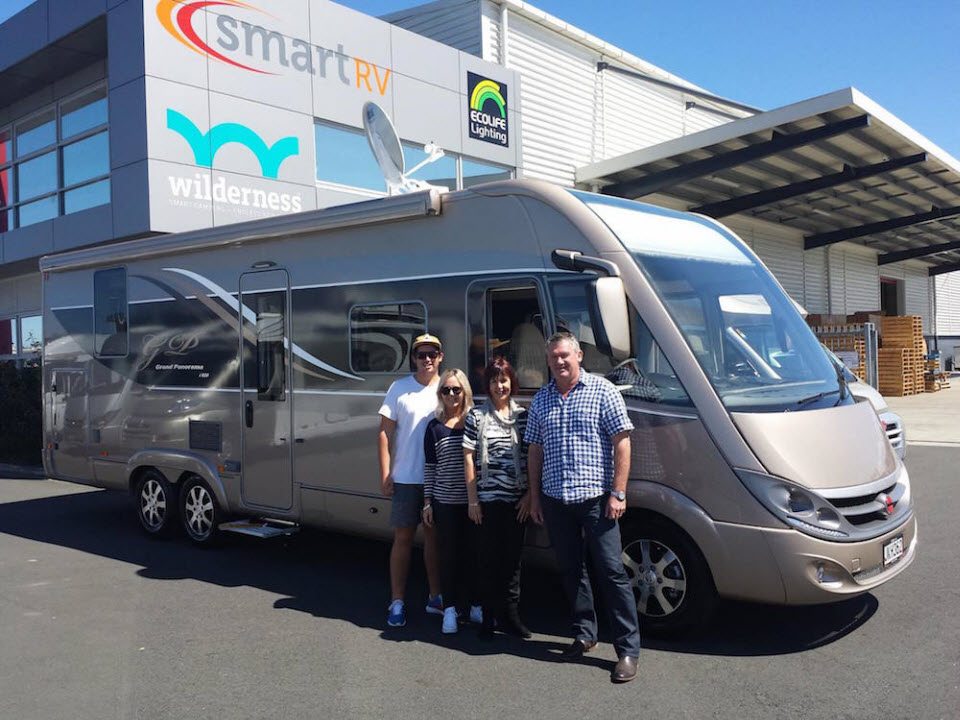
[[378, 374, 440, 485]]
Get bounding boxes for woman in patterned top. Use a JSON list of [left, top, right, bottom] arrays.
[[463, 356, 531, 640], [421, 369, 480, 634]]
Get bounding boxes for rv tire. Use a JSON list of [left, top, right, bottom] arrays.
[[134, 469, 178, 538], [620, 515, 717, 636], [180, 475, 222, 546]]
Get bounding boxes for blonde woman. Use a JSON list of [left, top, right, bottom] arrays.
[[422, 369, 481, 634]]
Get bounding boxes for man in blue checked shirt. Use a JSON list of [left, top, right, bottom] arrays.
[[526, 330, 640, 684]]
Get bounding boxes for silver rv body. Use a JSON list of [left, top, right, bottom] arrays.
[[41, 180, 916, 632]]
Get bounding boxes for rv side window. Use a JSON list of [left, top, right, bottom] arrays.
[[621, 313, 693, 407], [467, 283, 547, 395], [94, 267, 128, 357], [350, 302, 427, 373]]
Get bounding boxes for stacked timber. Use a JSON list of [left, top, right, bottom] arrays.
[[878, 348, 918, 396], [810, 322, 867, 382], [880, 316, 925, 396]]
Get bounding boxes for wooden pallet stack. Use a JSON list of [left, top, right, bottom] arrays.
[[814, 325, 867, 381], [924, 353, 949, 392], [880, 316, 925, 396]]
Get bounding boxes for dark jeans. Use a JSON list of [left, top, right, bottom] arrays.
[[477, 500, 525, 622], [541, 492, 641, 658], [434, 502, 479, 612]]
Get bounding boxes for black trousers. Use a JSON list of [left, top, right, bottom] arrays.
[[434, 502, 479, 612], [477, 500, 525, 621]]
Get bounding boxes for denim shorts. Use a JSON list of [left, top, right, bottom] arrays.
[[390, 483, 425, 528]]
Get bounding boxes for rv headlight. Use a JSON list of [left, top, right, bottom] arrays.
[[736, 469, 850, 541]]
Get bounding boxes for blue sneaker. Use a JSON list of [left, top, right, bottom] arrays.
[[387, 600, 406, 627], [425, 594, 444, 616]]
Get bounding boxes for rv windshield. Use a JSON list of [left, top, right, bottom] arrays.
[[574, 192, 844, 412]]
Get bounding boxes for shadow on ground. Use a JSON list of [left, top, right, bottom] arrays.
[[0, 486, 876, 659]]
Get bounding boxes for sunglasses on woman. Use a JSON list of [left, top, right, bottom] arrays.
[[440, 386, 463, 396]]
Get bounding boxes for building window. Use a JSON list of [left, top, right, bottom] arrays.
[[462, 158, 511, 188], [0, 314, 42, 367], [315, 121, 513, 195], [349, 301, 427, 373], [0, 83, 110, 231]]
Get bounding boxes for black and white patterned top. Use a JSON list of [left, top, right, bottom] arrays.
[[462, 404, 528, 503], [423, 418, 468, 504]]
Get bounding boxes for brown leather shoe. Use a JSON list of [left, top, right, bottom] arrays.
[[559, 638, 598, 661], [611, 655, 639, 683]]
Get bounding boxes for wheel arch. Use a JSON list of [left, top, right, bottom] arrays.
[[125, 450, 229, 512]]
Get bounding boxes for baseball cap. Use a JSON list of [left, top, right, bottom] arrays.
[[412, 333, 442, 352]]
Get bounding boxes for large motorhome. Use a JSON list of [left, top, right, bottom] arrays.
[[40, 180, 916, 633]]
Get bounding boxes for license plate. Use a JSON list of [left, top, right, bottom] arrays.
[[883, 534, 904, 566]]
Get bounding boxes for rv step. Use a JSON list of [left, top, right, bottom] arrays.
[[219, 519, 300, 538]]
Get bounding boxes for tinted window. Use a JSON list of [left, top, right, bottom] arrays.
[[94, 268, 128, 356], [17, 150, 57, 200], [0, 318, 15, 355], [0, 166, 11, 208], [16, 109, 56, 156], [350, 302, 426, 373], [63, 131, 109, 187], [61, 87, 108, 139], [0, 128, 10, 163], [315, 124, 384, 191], [403, 142, 456, 187], [462, 158, 511, 189], [20, 315, 42, 355], [18, 195, 58, 227], [65, 179, 110, 214]]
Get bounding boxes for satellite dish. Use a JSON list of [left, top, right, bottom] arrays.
[[361, 102, 448, 196], [362, 102, 404, 187]]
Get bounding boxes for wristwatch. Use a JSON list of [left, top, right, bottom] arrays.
[[610, 490, 626, 502]]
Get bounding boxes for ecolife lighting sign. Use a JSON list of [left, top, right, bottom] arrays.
[[467, 72, 509, 147], [156, 0, 392, 95]]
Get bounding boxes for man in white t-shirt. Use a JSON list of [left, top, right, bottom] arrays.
[[378, 333, 444, 628]]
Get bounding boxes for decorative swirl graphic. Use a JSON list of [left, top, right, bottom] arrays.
[[156, 0, 274, 75]]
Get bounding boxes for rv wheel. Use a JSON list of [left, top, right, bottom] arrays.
[[620, 517, 717, 636], [180, 476, 222, 545], [135, 469, 177, 537]]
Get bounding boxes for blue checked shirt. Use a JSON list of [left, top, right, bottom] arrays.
[[525, 371, 634, 504]]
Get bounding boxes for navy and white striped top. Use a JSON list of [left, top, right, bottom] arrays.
[[463, 405, 528, 503], [423, 418, 468, 504]]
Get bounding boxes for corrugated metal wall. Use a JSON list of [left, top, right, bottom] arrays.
[[725, 218, 806, 306], [830, 244, 881, 315], [935, 272, 960, 335], [503, 14, 601, 185], [384, 0, 482, 56], [881, 261, 932, 332], [382, 1, 944, 335]]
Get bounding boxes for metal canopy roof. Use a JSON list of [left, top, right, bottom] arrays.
[[576, 88, 960, 276]]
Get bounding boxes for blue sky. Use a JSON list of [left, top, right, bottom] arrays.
[[2, 0, 958, 159]]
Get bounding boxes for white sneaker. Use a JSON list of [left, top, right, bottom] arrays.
[[442, 606, 459, 634], [469, 605, 483, 624]]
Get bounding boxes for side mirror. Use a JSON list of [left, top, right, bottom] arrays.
[[589, 276, 630, 361]]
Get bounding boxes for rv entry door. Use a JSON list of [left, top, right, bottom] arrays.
[[50, 369, 89, 480], [239, 269, 293, 510]]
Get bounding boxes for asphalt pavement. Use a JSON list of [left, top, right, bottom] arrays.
[[0, 447, 957, 720]]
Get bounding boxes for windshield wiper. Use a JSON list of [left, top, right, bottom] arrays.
[[795, 389, 840, 407]]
